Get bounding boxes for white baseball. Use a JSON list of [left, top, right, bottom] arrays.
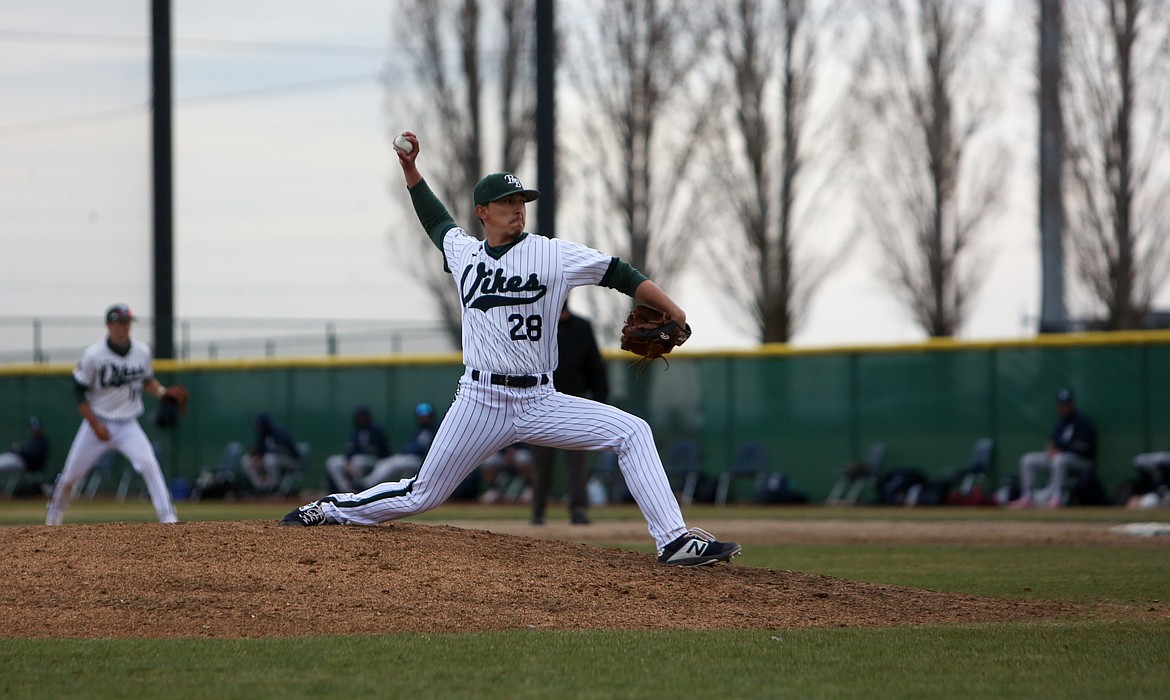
[[393, 134, 413, 154]]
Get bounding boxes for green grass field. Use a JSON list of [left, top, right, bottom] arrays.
[[2, 500, 1169, 699]]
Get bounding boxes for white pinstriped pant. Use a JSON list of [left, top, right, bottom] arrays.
[[46, 418, 178, 525], [318, 369, 688, 548]]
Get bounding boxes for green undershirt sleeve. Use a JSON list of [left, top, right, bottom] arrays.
[[408, 178, 458, 251], [599, 258, 649, 297]]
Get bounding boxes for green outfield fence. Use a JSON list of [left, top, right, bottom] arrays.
[[2, 330, 1168, 504]]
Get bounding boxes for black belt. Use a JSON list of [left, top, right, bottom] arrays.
[[470, 369, 549, 388]]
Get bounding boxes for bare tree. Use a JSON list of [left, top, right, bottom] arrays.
[[1063, 0, 1170, 329], [566, 0, 722, 335], [851, 0, 1008, 337], [711, 0, 846, 343], [389, 0, 536, 345]]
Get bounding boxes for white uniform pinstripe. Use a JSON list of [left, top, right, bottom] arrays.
[[46, 339, 178, 525], [318, 227, 688, 547]]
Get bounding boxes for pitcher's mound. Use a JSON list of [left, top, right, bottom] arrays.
[[5, 520, 1072, 638]]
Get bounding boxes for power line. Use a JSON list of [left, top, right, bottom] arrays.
[[181, 72, 383, 105], [0, 103, 148, 138], [0, 72, 384, 138], [0, 28, 388, 56]]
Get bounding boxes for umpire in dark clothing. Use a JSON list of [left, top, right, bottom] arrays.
[[531, 304, 609, 525]]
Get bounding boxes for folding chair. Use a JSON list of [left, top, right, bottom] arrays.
[[83, 452, 119, 500], [663, 439, 703, 506], [590, 450, 626, 504], [957, 438, 995, 497], [3, 470, 23, 498], [1061, 459, 1103, 505], [276, 442, 311, 498], [715, 440, 769, 506], [826, 442, 886, 506], [191, 442, 245, 502]]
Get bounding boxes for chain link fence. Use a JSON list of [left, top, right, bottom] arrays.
[[0, 316, 456, 364]]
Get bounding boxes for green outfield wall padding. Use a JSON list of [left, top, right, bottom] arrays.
[[2, 332, 1167, 505]]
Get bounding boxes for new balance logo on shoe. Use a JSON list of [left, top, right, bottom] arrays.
[[280, 502, 329, 526], [657, 528, 741, 566]]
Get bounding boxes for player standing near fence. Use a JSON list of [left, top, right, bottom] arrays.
[[282, 131, 740, 566], [45, 304, 187, 525]]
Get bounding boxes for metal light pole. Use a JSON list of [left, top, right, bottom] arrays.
[[152, 0, 175, 357], [535, 0, 556, 239]]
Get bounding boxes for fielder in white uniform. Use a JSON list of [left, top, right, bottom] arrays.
[[283, 132, 740, 566], [45, 304, 180, 525]]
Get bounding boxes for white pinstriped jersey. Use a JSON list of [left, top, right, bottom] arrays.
[[73, 339, 154, 421], [442, 227, 611, 375]]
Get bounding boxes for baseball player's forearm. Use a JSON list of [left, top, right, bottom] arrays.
[[401, 159, 421, 189], [145, 378, 166, 400], [77, 402, 110, 440], [408, 178, 456, 250], [633, 280, 686, 327], [78, 402, 96, 424]]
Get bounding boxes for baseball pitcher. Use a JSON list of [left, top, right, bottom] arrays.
[[282, 132, 740, 566]]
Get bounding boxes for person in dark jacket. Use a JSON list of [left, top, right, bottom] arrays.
[[530, 303, 610, 525], [0, 417, 50, 478], [324, 405, 391, 492], [241, 413, 301, 494], [1009, 388, 1097, 508], [360, 402, 439, 489]]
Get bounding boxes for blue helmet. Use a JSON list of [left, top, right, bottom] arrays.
[[414, 402, 434, 418]]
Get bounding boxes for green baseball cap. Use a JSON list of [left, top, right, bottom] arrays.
[[473, 172, 539, 206]]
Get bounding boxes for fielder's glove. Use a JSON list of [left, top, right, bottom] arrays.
[[164, 385, 190, 412], [620, 305, 691, 368], [154, 385, 189, 428]]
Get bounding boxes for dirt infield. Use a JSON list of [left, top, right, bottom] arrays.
[[9, 516, 1167, 639]]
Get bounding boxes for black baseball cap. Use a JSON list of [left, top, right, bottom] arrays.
[[1056, 388, 1075, 404], [105, 304, 134, 323], [473, 172, 539, 206]]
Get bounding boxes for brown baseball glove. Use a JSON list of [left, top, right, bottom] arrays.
[[620, 305, 691, 364], [154, 385, 189, 428], [164, 385, 190, 413]]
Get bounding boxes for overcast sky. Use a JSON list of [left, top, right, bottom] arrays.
[[2, 0, 1153, 359]]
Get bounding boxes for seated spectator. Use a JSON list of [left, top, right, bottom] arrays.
[[360, 402, 439, 489], [1009, 388, 1097, 509], [479, 443, 534, 504], [0, 417, 50, 491], [241, 413, 301, 495], [324, 405, 390, 493]]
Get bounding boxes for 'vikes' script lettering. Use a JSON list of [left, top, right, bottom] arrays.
[[98, 362, 149, 388], [461, 262, 547, 311]]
